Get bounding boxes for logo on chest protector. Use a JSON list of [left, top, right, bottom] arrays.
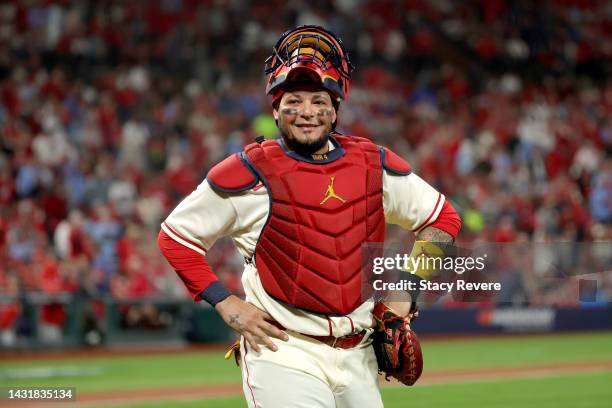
[[320, 176, 347, 205]]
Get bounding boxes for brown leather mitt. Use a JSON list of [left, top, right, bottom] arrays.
[[371, 302, 423, 386]]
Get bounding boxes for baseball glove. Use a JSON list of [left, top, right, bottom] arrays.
[[372, 302, 423, 386]]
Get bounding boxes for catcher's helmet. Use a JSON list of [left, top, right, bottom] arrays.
[[265, 25, 354, 105]]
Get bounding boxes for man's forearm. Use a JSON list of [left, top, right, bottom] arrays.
[[416, 226, 454, 243], [382, 227, 454, 316]]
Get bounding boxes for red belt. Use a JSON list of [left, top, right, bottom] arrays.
[[269, 321, 367, 349]]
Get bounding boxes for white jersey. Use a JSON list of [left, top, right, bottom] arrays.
[[162, 144, 445, 337]]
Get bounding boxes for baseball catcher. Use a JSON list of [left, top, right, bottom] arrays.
[[159, 25, 460, 407]]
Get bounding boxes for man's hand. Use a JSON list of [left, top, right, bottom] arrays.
[[215, 295, 289, 352]]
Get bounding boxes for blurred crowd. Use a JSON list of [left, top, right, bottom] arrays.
[[0, 0, 610, 343]]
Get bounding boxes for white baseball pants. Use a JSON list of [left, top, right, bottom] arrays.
[[240, 331, 384, 408]]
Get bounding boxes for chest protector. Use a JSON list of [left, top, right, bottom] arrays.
[[243, 135, 384, 315]]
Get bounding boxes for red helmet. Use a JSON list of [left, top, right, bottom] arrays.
[[265, 25, 354, 105]]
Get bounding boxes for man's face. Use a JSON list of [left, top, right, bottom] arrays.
[[273, 87, 337, 155]]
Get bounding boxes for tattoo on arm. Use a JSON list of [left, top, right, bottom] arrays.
[[416, 226, 454, 243]]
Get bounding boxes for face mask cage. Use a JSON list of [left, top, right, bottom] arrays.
[[264, 28, 355, 81]]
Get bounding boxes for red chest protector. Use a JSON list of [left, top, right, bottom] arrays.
[[207, 135, 411, 315]]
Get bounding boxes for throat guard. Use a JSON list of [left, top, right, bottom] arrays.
[[244, 135, 384, 315]]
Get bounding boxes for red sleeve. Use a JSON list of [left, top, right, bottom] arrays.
[[426, 200, 461, 238], [157, 229, 217, 301]]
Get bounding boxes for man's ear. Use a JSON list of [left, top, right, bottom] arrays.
[[273, 108, 279, 121]]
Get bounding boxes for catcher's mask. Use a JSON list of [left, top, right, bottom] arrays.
[[265, 25, 355, 107]]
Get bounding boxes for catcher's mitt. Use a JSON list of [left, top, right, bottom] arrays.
[[372, 302, 423, 386]]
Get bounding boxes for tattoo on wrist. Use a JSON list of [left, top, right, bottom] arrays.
[[416, 227, 454, 243]]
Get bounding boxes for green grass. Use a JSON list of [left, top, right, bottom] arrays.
[[88, 371, 612, 408], [381, 371, 612, 408], [0, 352, 240, 392], [2, 332, 612, 407], [421, 331, 612, 371]]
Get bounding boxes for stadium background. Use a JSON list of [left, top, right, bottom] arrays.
[[1, 0, 611, 407]]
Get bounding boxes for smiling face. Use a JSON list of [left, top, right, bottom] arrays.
[[273, 85, 337, 156]]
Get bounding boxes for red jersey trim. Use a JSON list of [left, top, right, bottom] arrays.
[[426, 200, 462, 238], [162, 222, 207, 253], [347, 316, 355, 332], [413, 193, 442, 232], [243, 343, 258, 407]]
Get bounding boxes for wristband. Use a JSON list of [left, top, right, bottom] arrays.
[[200, 281, 231, 307]]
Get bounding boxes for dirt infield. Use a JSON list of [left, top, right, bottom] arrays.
[[5, 360, 612, 408]]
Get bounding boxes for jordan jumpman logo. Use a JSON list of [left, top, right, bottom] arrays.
[[320, 176, 347, 205]]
